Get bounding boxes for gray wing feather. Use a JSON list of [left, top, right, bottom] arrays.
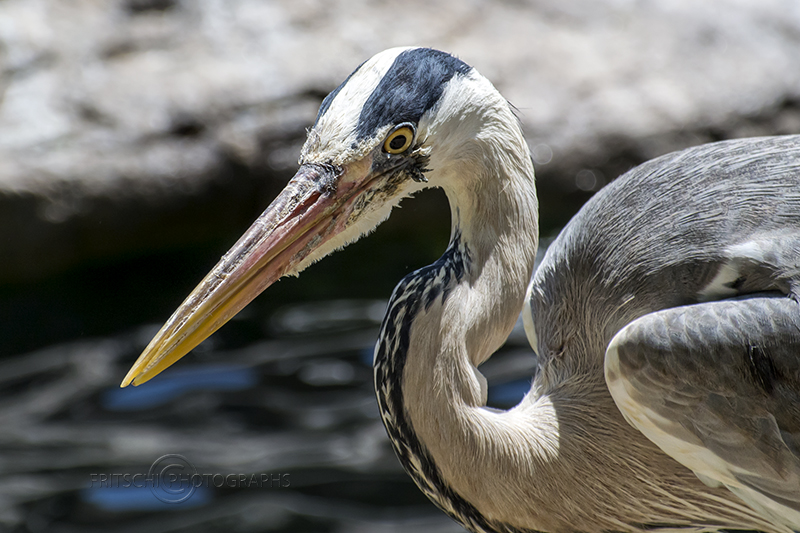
[[605, 295, 800, 529]]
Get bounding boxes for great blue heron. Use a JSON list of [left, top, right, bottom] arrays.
[[122, 47, 800, 532]]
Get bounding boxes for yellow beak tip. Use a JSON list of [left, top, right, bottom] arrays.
[[120, 367, 145, 388]]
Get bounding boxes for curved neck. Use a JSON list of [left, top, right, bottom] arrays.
[[374, 126, 553, 531]]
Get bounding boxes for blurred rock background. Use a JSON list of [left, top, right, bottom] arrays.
[[1, 0, 799, 532]]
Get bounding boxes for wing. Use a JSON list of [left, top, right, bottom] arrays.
[[604, 295, 800, 530]]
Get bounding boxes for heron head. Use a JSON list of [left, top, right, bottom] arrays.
[[122, 47, 506, 387]]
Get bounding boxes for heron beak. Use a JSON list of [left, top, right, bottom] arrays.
[[121, 159, 372, 387]]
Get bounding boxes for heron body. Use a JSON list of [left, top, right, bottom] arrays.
[[123, 48, 800, 532]]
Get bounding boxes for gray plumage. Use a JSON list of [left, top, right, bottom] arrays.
[[532, 136, 800, 532], [609, 295, 800, 524]]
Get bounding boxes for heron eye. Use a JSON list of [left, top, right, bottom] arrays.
[[383, 125, 414, 154]]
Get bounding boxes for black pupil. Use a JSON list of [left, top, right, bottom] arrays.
[[389, 134, 407, 151]]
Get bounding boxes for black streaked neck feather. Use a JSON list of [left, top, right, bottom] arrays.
[[373, 231, 541, 533]]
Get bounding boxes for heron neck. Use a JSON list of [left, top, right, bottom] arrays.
[[375, 134, 553, 529]]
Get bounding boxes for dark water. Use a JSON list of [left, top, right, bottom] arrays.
[[0, 188, 545, 533]]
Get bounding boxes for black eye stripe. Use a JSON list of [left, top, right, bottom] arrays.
[[355, 49, 471, 140]]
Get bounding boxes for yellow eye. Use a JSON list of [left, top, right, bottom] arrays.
[[383, 125, 414, 154]]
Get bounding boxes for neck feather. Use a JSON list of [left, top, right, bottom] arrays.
[[374, 121, 556, 531]]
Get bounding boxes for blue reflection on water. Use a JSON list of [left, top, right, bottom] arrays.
[[487, 378, 530, 408], [81, 484, 212, 511], [102, 365, 258, 411], [359, 347, 374, 366]]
